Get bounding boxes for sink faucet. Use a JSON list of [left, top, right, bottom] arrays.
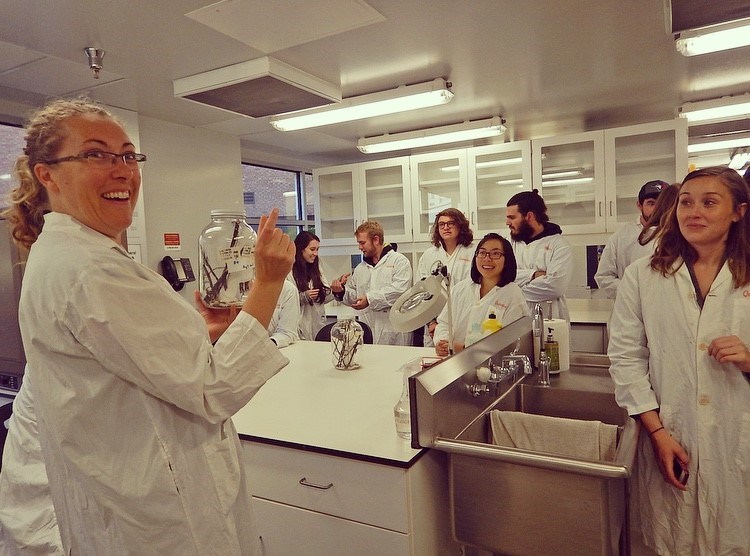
[[498, 353, 532, 377]]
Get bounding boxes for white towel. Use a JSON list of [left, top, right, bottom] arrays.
[[490, 410, 618, 462]]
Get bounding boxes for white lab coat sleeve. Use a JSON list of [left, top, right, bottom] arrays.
[[607, 262, 658, 415], [64, 260, 286, 423], [366, 254, 413, 311], [434, 279, 473, 347], [594, 234, 620, 300], [269, 281, 301, 348], [340, 266, 361, 306], [519, 237, 573, 303]]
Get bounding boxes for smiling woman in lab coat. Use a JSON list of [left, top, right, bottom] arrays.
[[0, 98, 294, 555], [608, 166, 750, 555], [434, 233, 529, 355]]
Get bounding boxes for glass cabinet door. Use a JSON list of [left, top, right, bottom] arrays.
[[467, 141, 532, 237], [604, 119, 688, 232], [360, 157, 412, 243], [313, 165, 360, 245], [532, 131, 606, 234], [410, 150, 468, 242]]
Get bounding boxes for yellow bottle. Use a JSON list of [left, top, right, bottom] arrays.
[[481, 311, 502, 336]]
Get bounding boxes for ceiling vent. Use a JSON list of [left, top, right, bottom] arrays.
[[173, 56, 341, 118]]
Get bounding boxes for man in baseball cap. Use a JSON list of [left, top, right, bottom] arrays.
[[595, 179, 669, 299]]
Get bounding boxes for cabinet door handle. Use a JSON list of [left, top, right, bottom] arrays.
[[609, 201, 613, 217], [299, 477, 334, 490], [598, 202, 602, 217]]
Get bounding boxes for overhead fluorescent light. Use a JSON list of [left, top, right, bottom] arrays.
[[729, 148, 750, 170], [270, 78, 454, 131], [541, 177, 594, 187], [675, 18, 750, 56], [357, 117, 505, 154], [441, 157, 522, 172], [680, 94, 750, 125], [688, 132, 750, 153]]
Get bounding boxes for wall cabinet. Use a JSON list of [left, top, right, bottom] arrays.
[[244, 442, 456, 556], [531, 119, 688, 235], [314, 157, 412, 246], [409, 142, 533, 242]]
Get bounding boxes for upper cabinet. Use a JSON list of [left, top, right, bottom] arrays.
[[532, 130, 606, 235], [532, 119, 688, 235], [314, 158, 412, 246], [409, 149, 469, 242], [603, 119, 688, 232], [314, 119, 688, 244], [467, 141, 532, 237]]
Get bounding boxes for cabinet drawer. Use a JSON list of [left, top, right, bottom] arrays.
[[244, 442, 409, 533], [254, 498, 410, 556]]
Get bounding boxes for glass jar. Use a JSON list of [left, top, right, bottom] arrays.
[[198, 210, 256, 308], [330, 318, 364, 370]]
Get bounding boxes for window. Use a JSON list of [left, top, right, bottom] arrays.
[[241, 163, 314, 237], [0, 123, 25, 209]]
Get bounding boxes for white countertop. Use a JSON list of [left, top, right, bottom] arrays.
[[567, 298, 613, 325], [233, 341, 436, 466]]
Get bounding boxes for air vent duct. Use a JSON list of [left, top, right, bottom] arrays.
[[173, 56, 341, 118]]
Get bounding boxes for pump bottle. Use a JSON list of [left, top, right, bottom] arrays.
[[544, 327, 560, 373]]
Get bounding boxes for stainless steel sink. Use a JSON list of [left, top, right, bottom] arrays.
[[411, 317, 638, 556]]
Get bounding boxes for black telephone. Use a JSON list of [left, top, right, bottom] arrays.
[[160, 256, 195, 291]]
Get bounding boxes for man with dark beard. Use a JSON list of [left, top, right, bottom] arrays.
[[505, 189, 572, 320]]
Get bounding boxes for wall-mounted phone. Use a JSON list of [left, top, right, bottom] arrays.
[[160, 256, 195, 291]]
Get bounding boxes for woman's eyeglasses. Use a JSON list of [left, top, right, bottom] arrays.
[[42, 149, 148, 168], [476, 249, 505, 260], [437, 220, 456, 229]]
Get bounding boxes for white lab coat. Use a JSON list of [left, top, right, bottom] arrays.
[[286, 273, 333, 341], [434, 279, 530, 348], [340, 247, 412, 345], [268, 279, 300, 347], [594, 219, 654, 300], [0, 371, 63, 556], [511, 227, 572, 320], [608, 257, 750, 555], [7, 213, 288, 555], [416, 243, 475, 346], [416, 243, 474, 282]]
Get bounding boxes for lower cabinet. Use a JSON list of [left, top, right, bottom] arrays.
[[243, 441, 458, 556]]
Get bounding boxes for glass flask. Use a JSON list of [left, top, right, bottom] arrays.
[[394, 358, 422, 440], [198, 210, 256, 308], [330, 318, 364, 370]]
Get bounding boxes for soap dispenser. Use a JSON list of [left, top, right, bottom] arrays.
[[544, 327, 560, 373], [481, 310, 502, 336]]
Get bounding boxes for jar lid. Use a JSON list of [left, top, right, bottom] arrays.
[[210, 209, 247, 218]]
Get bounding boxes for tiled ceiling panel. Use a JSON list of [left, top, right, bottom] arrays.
[[185, 0, 386, 53]]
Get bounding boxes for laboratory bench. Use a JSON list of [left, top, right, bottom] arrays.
[[232, 341, 459, 556]]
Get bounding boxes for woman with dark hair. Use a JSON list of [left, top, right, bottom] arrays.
[[608, 166, 750, 554], [416, 208, 474, 345], [290, 231, 335, 340], [433, 233, 528, 356], [637, 182, 680, 246]]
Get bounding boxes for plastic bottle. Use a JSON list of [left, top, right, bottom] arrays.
[[481, 310, 502, 336], [198, 210, 256, 307], [544, 327, 560, 373]]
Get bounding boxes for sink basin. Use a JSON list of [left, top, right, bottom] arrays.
[[438, 381, 637, 556]]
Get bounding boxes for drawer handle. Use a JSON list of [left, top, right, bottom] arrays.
[[299, 477, 334, 490]]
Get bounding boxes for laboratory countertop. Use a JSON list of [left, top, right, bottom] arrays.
[[232, 341, 436, 467], [567, 298, 613, 325]]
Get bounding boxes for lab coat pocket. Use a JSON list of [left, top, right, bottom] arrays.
[[202, 435, 241, 515], [730, 299, 750, 338], [734, 412, 750, 473]]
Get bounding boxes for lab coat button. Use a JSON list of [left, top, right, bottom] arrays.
[[698, 394, 710, 406], [698, 342, 708, 351]]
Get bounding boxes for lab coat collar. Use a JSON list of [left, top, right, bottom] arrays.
[[42, 212, 131, 259]]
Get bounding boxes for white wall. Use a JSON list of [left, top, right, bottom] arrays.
[[137, 116, 243, 303]]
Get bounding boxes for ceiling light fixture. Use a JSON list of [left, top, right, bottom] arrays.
[[357, 117, 505, 154], [680, 94, 750, 125], [84, 47, 105, 79], [729, 147, 750, 170], [687, 132, 750, 154], [675, 17, 750, 56], [270, 78, 453, 131]]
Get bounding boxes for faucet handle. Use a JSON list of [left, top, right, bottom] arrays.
[[510, 337, 521, 356]]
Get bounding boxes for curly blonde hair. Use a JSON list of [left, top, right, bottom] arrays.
[[2, 98, 116, 252]]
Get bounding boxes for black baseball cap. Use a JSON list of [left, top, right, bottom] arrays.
[[638, 180, 669, 204]]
